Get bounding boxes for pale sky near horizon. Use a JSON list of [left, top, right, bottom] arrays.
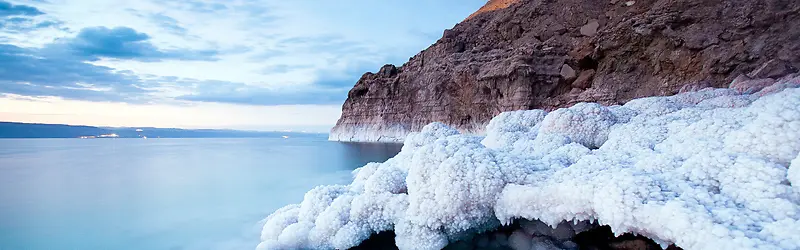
[[0, 0, 485, 132]]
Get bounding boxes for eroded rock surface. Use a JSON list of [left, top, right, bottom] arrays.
[[330, 0, 800, 142]]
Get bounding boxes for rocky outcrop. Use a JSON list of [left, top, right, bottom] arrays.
[[466, 0, 521, 20], [330, 0, 800, 142]]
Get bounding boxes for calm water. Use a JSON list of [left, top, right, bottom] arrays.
[[0, 137, 402, 250]]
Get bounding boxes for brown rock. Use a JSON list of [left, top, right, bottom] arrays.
[[573, 69, 596, 89], [377, 64, 398, 77], [465, 0, 520, 20], [754, 74, 800, 96], [330, 0, 800, 141], [748, 59, 797, 79], [609, 239, 658, 250], [729, 74, 776, 94], [580, 19, 600, 37], [561, 64, 578, 81]]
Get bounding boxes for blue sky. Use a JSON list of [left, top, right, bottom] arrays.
[[0, 0, 485, 131]]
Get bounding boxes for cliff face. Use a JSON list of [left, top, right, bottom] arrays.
[[330, 0, 800, 142]]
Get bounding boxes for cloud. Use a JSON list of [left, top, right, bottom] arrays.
[[0, 1, 55, 32], [0, 43, 152, 102], [173, 79, 349, 106], [149, 13, 187, 35], [0, 22, 229, 102], [0, 23, 214, 103], [259, 64, 315, 74], [157, 58, 373, 106], [160, 0, 227, 13], [3, 16, 26, 24], [0, 17, 60, 32], [0, 1, 44, 17], [0, 39, 353, 105], [0, 0, 488, 109], [46, 26, 217, 61], [125, 8, 189, 36], [176, 88, 347, 106], [246, 49, 286, 61], [273, 35, 373, 55]]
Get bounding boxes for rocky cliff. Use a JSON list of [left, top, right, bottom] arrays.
[[330, 0, 800, 142]]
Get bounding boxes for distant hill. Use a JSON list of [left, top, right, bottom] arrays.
[[0, 122, 320, 139]]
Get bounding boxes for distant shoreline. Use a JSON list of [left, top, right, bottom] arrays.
[[0, 121, 326, 139]]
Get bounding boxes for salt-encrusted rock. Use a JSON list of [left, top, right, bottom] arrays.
[[729, 75, 776, 94], [754, 74, 800, 97], [788, 152, 800, 192], [677, 81, 712, 94], [538, 102, 617, 149], [261, 83, 800, 250], [482, 110, 547, 150]]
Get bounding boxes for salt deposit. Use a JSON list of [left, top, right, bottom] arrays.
[[259, 76, 800, 250]]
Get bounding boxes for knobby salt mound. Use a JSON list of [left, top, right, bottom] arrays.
[[258, 76, 800, 250]]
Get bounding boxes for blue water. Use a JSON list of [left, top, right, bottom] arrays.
[[0, 137, 402, 250]]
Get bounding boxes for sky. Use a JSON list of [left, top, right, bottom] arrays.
[[0, 0, 485, 132]]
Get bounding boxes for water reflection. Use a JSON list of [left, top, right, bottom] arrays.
[[333, 142, 403, 167], [0, 137, 403, 250]]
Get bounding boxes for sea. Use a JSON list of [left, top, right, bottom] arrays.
[[0, 136, 402, 250]]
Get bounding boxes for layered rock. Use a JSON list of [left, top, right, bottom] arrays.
[[330, 0, 800, 142]]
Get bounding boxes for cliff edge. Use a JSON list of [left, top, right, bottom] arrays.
[[330, 0, 800, 142]]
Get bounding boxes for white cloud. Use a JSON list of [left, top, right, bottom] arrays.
[[11, 0, 484, 85], [0, 95, 341, 132], [1, 0, 486, 129]]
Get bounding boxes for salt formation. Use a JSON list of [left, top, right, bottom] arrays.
[[328, 124, 411, 142], [259, 76, 800, 250]]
